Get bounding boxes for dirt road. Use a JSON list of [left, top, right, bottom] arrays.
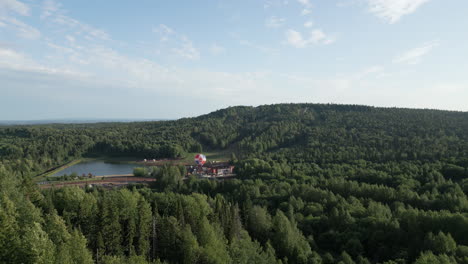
[[39, 176, 155, 189]]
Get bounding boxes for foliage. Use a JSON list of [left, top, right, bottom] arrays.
[[2, 104, 468, 263]]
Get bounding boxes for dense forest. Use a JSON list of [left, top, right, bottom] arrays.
[[2, 103, 468, 263]]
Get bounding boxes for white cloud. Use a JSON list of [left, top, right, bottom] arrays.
[[304, 21, 314, 28], [264, 0, 289, 9], [0, 0, 30, 16], [46, 41, 89, 65], [12, 42, 273, 102], [314, 29, 336, 44], [172, 37, 200, 60], [158, 24, 174, 34], [297, 0, 312, 8], [366, 0, 430, 24], [0, 0, 39, 39], [301, 9, 311, 16], [153, 24, 201, 60], [310, 29, 326, 43], [52, 14, 110, 41], [297, 0, 312, 15], [0, 46, 29, 64], [66, 35, 75, 43], [393, 41, 438, 65], [210, 43, 225, 55], [39, 0, 109, 41], [153, 24, 174, 42], [0, 46, 86, 76], [265, 16, 286, 28], [0, 16, 40, 39], [285, 30, 307, 48], [285, 29, 335, 48], [40, 0, 60, 19]]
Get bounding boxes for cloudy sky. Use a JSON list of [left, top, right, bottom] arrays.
[[0, 0, 467, 120]]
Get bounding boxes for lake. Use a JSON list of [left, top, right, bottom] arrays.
[[52, 161, 139, 177]]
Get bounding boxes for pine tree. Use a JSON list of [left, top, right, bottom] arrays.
[[67, 229, 94, 264], [228, 203, 243, 242], [136, 197, 152, 258], [0, 194, 20, 262], [180, 225, 200, 264], [271, 210, 312, 264], [100, 194, 122, 256]]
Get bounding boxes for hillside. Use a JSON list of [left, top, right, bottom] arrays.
[[1, 104, 468, 173], [2, 104, 468, 263]]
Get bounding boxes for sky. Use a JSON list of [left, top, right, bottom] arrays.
[[0, 0, 467, 120]]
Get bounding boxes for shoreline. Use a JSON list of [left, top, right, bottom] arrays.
[[35, 156, 139, 182], [35, 158, 85, 182]]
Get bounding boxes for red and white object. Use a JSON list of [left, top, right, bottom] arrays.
[[194, 154, 207, 166]]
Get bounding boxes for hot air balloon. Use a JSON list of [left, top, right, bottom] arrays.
[[194, 154, 206, 166]]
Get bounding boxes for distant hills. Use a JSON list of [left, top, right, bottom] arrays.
[[0, 118, 169, 125]]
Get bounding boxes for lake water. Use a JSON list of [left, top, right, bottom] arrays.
[[52, 161, 138, 177]]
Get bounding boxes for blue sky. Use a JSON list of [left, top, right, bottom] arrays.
[[0, 0, 467, 120]]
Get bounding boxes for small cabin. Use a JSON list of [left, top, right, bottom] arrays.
[[205, 162, 234, 176]]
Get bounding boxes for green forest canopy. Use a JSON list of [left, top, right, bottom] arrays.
[[1, 103, 468, 263]]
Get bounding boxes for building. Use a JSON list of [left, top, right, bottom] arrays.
[[205, 162, 235, 176], [186, 161, 235, 177]]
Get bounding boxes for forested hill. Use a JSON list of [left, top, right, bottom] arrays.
[[2, 104, 468, 264], [1, 103, 467, 174], [193, 104, 468, 162]]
